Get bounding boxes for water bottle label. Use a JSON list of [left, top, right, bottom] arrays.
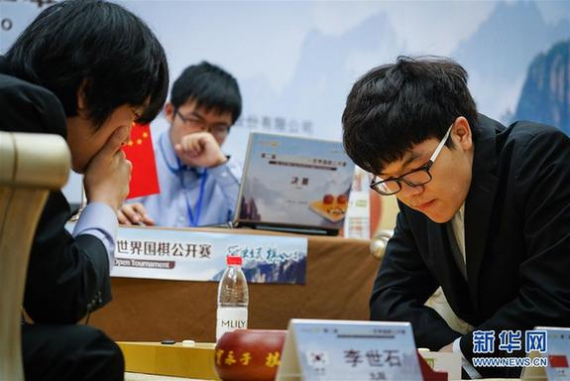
[[216, 307, 248, 341]]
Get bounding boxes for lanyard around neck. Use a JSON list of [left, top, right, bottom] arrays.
[[182, 169, 208, 227], [159, 134, 208, 227]]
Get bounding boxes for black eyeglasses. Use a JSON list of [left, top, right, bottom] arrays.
[[175, 109, 230, 139], [370, 123, 454, 196]]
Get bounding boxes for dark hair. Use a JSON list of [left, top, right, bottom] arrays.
[[5, 0, 169, 128], [171, 61, 242, 124], [342, 56, 478, 174]]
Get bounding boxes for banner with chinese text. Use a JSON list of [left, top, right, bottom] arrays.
[[112, 226, 308, 284]]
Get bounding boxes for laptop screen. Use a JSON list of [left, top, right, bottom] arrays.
[[235, 132, 356, 233]]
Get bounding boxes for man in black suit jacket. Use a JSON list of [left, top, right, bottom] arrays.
[[0, 1, 168, 380], [342, 56, 570, 378]]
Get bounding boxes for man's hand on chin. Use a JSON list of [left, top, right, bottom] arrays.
[[175, 132, 227, 168]]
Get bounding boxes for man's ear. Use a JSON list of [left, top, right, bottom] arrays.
[[164, 102, 175, 124], [453, 116, 473, 151]]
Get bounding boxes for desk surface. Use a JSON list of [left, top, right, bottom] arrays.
[[125, 375, 523, 381], [125, 373, 200, 381], [91, 227, 376, 343]]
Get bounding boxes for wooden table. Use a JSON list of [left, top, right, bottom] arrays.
[[90, 227, 377, 343], [125, 373, 201, 381]]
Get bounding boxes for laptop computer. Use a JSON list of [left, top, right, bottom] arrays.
[[232, 132, 356, 236]]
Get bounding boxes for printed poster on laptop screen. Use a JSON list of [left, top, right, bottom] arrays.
[[238, 133, 355, 230]]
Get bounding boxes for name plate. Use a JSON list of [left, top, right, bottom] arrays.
[[543, 327, 570, 381], [276, 319, 422, 381], [520, 326, 570, 381]]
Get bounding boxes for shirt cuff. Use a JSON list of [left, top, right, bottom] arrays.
[[72, 202, 118, 272], [209, 159, 240, 187], [453, 337, 482, 379]]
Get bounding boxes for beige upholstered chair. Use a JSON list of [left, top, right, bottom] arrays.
[[0, 131, 70, 381]]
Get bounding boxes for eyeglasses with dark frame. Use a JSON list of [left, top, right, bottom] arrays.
[[175, 109, 230, 139], [370, 122, 454, 196]]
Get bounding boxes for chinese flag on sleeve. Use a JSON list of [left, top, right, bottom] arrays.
[[122, 123, 160, 199]]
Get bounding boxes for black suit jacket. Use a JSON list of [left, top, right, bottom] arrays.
[[0, 59, 111, 324], [370, 115, 570, 377]]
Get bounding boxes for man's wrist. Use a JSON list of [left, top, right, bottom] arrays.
[[87, 196, 121, 212], [211, 154, 228, 167]]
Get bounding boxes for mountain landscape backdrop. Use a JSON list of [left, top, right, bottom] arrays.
[[513, 40, 570, 135], [2, 0, 569, 204]]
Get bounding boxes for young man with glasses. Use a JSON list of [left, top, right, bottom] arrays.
[[119, 62, 242, 227], [342, 56, 570, 379]]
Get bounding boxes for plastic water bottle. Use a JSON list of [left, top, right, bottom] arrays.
[[216, 255, 249, 341]]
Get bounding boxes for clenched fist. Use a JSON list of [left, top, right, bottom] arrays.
[[175, 132, 227, 168]]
